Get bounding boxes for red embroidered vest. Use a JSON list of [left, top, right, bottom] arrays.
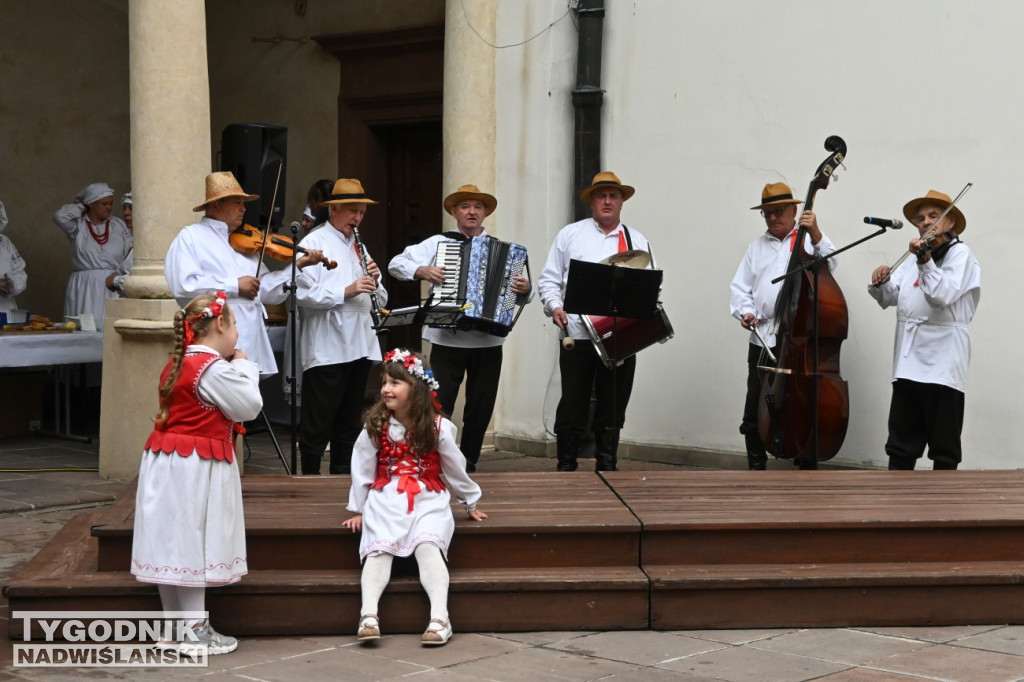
[[371, 416, 446, 513], [144, 351, 240, 463]]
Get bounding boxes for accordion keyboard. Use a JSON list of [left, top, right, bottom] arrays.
[[433, 241, 465, 304]]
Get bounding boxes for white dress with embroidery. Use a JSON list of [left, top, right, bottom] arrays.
[[347, 416, 482, 561]]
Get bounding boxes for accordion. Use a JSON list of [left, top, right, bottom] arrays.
[[431, 235, 529, 337]]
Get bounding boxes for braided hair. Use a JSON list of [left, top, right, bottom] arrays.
[[152, 292, 231, 425]]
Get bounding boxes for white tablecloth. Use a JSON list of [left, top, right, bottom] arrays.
[[0, 332, 104, 369]]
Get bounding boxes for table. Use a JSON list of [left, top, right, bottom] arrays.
[[0, 331, 104, 368], [0, 331, 104, 441]]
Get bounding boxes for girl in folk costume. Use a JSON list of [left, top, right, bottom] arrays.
[[131, 292, 262, 656], [51, 182, 133, 329], [343, 349, 487, 646]]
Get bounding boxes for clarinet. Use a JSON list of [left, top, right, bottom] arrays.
[[352, 225, 388, 334]]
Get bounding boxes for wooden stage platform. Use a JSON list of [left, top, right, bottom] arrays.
[[9, 470, 1024, 637]]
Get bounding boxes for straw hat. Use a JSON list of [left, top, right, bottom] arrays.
[[902, 189, 967, 235], [751, 182, 803, 210], [443, 184, 497, 214], [322, 178, 378, 205], [579, 171, 635, 204], [192, 172, 259, 212]]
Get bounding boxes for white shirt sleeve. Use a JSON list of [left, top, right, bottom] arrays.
[[388, 236, 439, 281], [347, 429, 378, 514], [52, 203, 84, 237], [437, 418, 482, 510], [196, 355, 263, 422], [537, 230, 569, 317], [165, 230, 242, 300]]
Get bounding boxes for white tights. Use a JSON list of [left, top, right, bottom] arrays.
[[361, 544, 450, 621], [158, 585, 207, 631]]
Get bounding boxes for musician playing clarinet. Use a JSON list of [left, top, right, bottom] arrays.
[[294, 178, 388, 475], [388, 184, 533, 473], [729, 182, 834, 471], [868, 189, 980, 470], [538, 172, 656, 472]]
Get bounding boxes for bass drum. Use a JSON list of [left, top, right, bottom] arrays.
[[580, 306, 674, 369]]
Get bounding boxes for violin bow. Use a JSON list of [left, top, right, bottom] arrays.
[[255, 160, 285, 277]]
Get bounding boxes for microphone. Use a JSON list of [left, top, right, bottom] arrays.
[[864, 216, 903, 229], [289, 220, 302, 232]]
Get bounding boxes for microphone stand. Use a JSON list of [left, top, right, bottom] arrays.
[[286, 221, 300, 475], [771, 224, 890, 466]]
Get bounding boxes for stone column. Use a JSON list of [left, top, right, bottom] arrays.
[[441, 0, 498, 444], [443, 0, 497, 220], [99, 0, 212, 480]]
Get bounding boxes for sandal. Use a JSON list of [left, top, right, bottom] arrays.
[[357, 613, 380, 641], [421, 618, 452, 646]]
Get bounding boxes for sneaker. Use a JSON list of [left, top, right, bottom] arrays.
[[179, 623, 238, 656], [421, 618, 452, 646], [357, 614, 380, 641]]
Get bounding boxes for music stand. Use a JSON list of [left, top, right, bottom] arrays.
[[563, 259, 661, 467], [564, 259, 662, 321], [374, 303, 465, 331]]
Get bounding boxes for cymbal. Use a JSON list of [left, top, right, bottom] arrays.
[[600, 249, 652, 269]]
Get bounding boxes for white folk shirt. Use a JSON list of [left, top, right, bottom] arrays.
[[388, 228, 535, 349], [52, 203, 134, 329], [295, 224, 388, 370], [537, 218, 656, 341], [164, 217, 293, 376], [0, 233, 27, 317], [729, 228, 837, 348], [867, 242, 980, 393]]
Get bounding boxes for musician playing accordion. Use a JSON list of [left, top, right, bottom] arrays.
[[388, 184, 533, 473], [538, 172, 656, 473]]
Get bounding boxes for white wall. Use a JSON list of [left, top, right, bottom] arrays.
[[493, 0, 1013, 469]]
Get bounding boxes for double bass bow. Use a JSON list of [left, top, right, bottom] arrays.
[[757, 136, 850, 465]]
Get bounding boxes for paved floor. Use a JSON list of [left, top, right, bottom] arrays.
[[3, 431, 1024, 681]]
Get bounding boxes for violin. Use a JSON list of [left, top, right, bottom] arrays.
[[230, 224, 337, 269], [913, 229, 955, 261]]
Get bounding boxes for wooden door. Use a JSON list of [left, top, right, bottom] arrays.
[[381, 123, 444, 352]]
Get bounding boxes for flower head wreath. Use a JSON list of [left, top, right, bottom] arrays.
[[182, 291, 226, 348], [383, 348, 440, 392]]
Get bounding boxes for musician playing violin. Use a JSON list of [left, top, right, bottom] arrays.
[[165, 171, 328, 377], [388, 184, 533, 473], [868, 189, 981, 470], [730, 182, 837, 470], [293, 178, 389, 475], [538, 171, 655, 473]]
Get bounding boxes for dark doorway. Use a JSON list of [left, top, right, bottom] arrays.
[[380, 123, 444, 352]]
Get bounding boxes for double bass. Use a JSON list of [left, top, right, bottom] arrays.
[[757, 136, 850, 464]]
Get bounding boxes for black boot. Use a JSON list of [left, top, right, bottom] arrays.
[[743, 427, 767, 470], [888, 455, 917, 470], [556, 431, 580, 471], [594, 429, 619, 472]]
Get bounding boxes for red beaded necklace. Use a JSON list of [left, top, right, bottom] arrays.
[[86, 219, 110, 246], [379, 414, 412, 459]]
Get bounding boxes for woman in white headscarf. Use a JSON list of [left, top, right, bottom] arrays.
[[0, 200, 28, 319], [52, 182, 133, 329]]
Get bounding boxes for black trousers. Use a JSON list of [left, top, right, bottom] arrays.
[[886, 379, 965, 470], [299, 358, 371, 475], [741, 343, 817, 470], [429, 343, 503, 470], [554, 343, 635, 471]]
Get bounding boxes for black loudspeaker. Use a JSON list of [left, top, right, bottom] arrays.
[[220, 123, 287, 227]]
